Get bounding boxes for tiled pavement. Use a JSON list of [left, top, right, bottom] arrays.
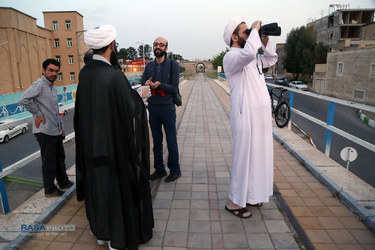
[[20, 74, 375, 249]]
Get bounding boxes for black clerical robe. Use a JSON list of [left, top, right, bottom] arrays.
[[74, 60, 153, 249]]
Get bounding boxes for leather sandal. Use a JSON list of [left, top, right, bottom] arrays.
[[225, 206, 252, 219]]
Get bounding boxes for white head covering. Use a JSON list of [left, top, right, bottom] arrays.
[[84, 24, 118, 49], [223, 17, 246, 46]]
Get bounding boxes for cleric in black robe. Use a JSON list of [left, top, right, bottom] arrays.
[[74, 24, 153, 250]]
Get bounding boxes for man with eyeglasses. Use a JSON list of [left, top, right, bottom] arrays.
[[19, 58, 73, 197], [141, 36, 181, 183], [222, 17, 278, 219], [74, 24, 153, 249]]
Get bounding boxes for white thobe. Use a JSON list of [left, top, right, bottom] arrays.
[[223, 29, 278, 207]]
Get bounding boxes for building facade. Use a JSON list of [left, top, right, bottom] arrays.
[[313, 47, 375, 105], [43, 11, 87, 86], [0, 8, 87, 95], [307, 8, 375, 52]]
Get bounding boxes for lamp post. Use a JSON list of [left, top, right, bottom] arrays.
[[136, 42, 145, 71]]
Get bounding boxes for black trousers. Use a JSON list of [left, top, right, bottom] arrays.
[[35, 133, 69, 193]]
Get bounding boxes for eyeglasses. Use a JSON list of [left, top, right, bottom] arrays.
[[114, 42, 119, 48], [153, 42, 166, 48]]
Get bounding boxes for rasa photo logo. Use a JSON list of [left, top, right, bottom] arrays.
[[21, 224, 75, 235]]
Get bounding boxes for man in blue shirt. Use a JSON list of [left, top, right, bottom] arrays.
[[142, 36, 181, 183]]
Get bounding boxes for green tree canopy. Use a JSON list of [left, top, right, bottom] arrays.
[[126, 47, 138, 60], [117, 48, 128, 61], [212, 48, 229, 72], [167, 52, 184, 61], [284, 26, 329, 79], [137, 44, 152, 60]]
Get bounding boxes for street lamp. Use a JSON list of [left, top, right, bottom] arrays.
[[136, 42, 145, 71]]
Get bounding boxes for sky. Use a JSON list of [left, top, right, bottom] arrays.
[[2, 0, 375, 60]]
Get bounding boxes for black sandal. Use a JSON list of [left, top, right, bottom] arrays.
[[225, 206, 252, 219], [246, 202, 263, 207]]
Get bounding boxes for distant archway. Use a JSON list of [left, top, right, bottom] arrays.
[[196, 62, 205, 72]]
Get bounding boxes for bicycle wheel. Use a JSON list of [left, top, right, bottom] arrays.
[[274, 101, 290, 128]]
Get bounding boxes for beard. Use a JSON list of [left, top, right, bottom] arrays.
[[153, 48, 165, 58], [110, 49, 120, 68], [238, 37, 246, 48]]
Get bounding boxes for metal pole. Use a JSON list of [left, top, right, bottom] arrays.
[[288, 91, 294, 130], [0, 161, 10, 214], [324, 101, 335, 156]]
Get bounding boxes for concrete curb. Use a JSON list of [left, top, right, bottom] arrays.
[[273, 131, 375, 233], [5, 185, 76, 250], [359, 110, 375, 128]]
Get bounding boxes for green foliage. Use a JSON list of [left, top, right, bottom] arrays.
[[118, 48, 128, 61], [179, 66, 185, 72], [167, 52, 184, 61], [137, 44, 152, 60], [284, 26, 328, 79], [212, 48, 229, 71], [126, 47, 138, 60]]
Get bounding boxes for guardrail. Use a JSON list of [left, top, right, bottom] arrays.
[[217, 73, 375, 155], [0, 74, 185, 214]]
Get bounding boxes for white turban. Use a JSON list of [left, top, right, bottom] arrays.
[[223, 17, 245, 46], [84, 24, 118, 49]]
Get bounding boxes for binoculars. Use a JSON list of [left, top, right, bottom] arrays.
[[245, 23, 281, 36]]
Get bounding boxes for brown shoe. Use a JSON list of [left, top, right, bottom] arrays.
[[45, 189, 65, 197]]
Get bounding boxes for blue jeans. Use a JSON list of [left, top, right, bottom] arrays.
[[148, 108, 180, 174]]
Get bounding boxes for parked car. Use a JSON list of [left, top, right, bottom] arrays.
[[289, 81, 309, 91], [264, 74, 274, 81], [0, 121, 28, 143], [58, 103, 68, 116], [274, 77, 290, 86]]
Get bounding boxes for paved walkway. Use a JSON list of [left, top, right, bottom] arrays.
[[15, 74, 375, 249]]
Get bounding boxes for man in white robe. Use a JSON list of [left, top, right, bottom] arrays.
[[223, 17, 278, 218]]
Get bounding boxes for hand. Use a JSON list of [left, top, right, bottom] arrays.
[[251, 20, 262, 31], [62, 130, 66, 140], [149, 81, 161, 89], [145, 77, 152, 86], [35, 116, 45, 128], [141, 86, 151, 99]]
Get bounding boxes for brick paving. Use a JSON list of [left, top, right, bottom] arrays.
[[21, 74, 375, 249]]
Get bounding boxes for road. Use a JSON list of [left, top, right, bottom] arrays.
[[0, 109, 76, 210], [272, 86, 375, 188]]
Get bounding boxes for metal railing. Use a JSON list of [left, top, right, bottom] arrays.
[[0, 75, 185, 214], [217, 73, 375, 155]]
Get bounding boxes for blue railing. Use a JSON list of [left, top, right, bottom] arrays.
[[216, 74, 375, 155]]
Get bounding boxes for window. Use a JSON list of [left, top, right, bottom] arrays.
[[70, 72, 75, 81], [56, 56, 61, 63], [65, 20, 71, 30], [337, 62, 343, 76], [52, 21, 58, 30], [354, 90, 365, 100], [58, 73, 63, 82], [68, 55, 74, 64], [371, 63, 375, 77], [54, 39, 60, 48], [67, 38, 72, 47]]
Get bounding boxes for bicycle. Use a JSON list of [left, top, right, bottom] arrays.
[[268, 87, 291, 128]]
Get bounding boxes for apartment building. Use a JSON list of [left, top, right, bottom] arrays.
[[307, 8, 375, 51], [43, 11, 87, 86], [0, 7, 87, 95]]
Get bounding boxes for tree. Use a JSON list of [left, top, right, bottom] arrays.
[[284, 26, 328, 80], [117, 48, 128, 61], [126, 47, 138, 60], [137, 44, 152, 60], [167, 52, 184, 61], [212, 48, 229, 71]]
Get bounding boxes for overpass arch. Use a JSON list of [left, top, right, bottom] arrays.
[[195, 62, 205, 72]]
